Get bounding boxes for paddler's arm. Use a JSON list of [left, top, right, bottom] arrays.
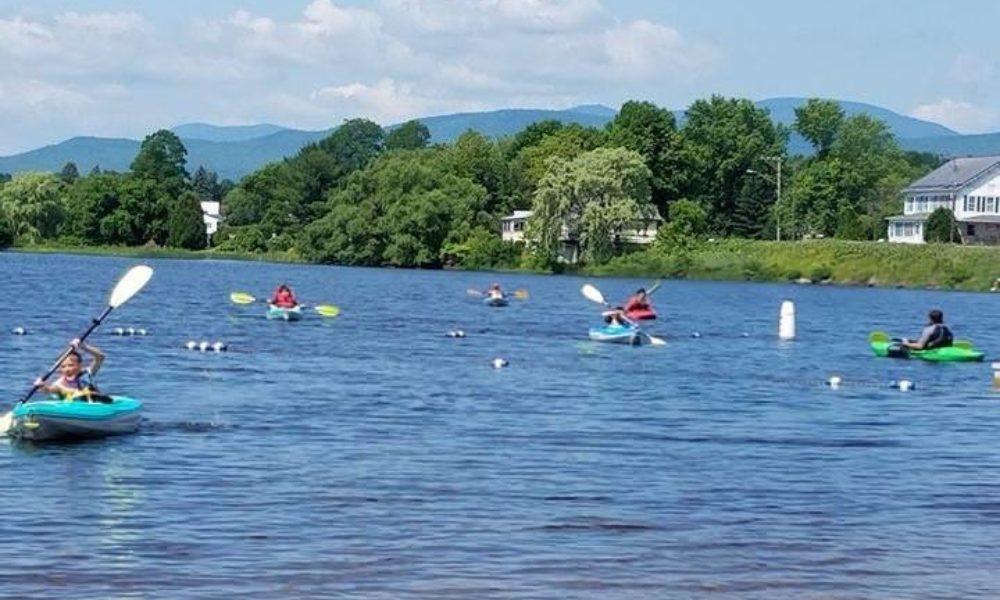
[[75, 339, 105, 375]]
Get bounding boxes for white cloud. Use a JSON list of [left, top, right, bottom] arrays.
[[604, 19, 719, 79], [0, 79, 93, 113], [490, 0, 603, 32], [55, 11, 148, 36], [911, 99, 998, 133], [311, 78, 432, 122], [297, 0, 383, 37], [229, 10, 276, 35], [0, 17, 56, 57]]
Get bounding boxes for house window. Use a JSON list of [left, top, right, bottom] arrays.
[[988, 197, 996, 213], [967, 224, 976, 236]]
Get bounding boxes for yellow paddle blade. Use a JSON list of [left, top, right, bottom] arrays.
[[313, 304, 340, 317], [230, 292, 257, 305], [869, 331, 889, 344], [512, 289, 529, 300]]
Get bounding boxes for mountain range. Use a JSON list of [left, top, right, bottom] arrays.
[[1, 98, 995, 182]]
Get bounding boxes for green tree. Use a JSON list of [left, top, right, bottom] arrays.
[[447, 130, 510, 213], [527, 147, 653, 264], [507, 120, 567, 157], [794, 98, 844, 157], [167, 191, 208, 249], [318, 118, 385, 173], [386, 120, 431, 151], [924, 207, 958, 243], [62, 172, 124, 243], [680, 95, 787, 236], [0, 202, 13, 248], [59, 161, 80, 184], [192, 165, 222, 201], [0, 172, 65, 244], [606, 100, 686, 213], [100, 176, 170, 245], [656, 198, 707, 251], [130, 130, 189, 197], [299, 149, 489, 267]]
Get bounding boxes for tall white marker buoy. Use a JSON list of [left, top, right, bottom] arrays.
[[779, 300, 796, 341]]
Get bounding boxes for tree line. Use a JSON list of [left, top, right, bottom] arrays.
[[0, 97, 942, 267]]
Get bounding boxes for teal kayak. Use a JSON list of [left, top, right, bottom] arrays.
[[483, 296, 509, 307], [870, 341, 984, 362], [267, 304, 303, 321], [9, 395, 143, 442], [589, 324, 642, 345]]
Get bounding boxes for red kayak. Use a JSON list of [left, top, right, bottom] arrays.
[[626, 308, 657, 321]]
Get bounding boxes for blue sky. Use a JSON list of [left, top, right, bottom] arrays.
[[1, 0, 997, 154]]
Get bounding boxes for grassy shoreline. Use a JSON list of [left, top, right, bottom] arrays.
[[587, 239, 1000, 292], [9, 240, 1000, 292]]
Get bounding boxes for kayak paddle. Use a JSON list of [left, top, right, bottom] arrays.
[[467, 288, 529, 300], [0, 264, 154, 437], [230, 292, 340, 317], [581, 284, 665, 346], [647, 280, 663, 296]]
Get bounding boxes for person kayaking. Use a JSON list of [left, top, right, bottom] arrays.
[[485, 282, 505, 300], [901, 309, 953, 350], [270, 284, 299, 308], [602, 306, 636, 328], [624, 288, 656, 320], [33, 339, 105, 400]]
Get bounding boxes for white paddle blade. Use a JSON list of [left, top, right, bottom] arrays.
[[0, 411, 12, 438], [647, 334, 667, 346], [581, 284, 605, 305], [109, 265, 154, 308]]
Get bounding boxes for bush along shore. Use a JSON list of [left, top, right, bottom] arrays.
[[584, 239, 1000, 292]]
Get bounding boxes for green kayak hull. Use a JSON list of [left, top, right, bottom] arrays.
[[870, 341, 984, 362]]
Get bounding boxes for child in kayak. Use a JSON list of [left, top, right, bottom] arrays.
[[624, 288, 655, 320], [485, 283, 505, 300], [33, 339, 105, 400], [602, 307, 636, 328], [902, 309, 953, 350], [270, 284, 299, 308]]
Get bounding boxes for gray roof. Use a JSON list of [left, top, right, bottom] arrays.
[[960, 215, 1000, 224], [904, 156, 1000, 194]]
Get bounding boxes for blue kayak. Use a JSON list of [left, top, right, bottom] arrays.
[[588, 324, 642, 345], [9, 395, 143, 442], [483, 296, 509, 307], [267, 304, 304, 321]]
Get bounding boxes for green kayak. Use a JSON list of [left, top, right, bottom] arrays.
[[870, 341, 984, 362]]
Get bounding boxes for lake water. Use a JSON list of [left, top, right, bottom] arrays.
[[2, 252, 1000, 599]]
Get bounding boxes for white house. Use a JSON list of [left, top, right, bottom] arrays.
[[888, 156, 1000, 244], [500, 208, 662, 263], [201, 200, 221, 240]]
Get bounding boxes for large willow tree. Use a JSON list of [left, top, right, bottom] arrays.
[[527, 147, 654, 264]]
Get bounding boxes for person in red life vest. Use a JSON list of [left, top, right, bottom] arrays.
[[270, 284, 299, 308], [623, 288, 656, 320]]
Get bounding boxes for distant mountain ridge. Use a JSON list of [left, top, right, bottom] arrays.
[[0, 99, 991, 181]]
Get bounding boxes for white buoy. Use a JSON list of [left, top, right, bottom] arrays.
[[992, 362, 1000, 389], [492, 358, 508, 369], [137, 328, 148, 336], [691, 332, 701, 338], [779, 300, 796, 341], [827, 375, 843, 389], [113, 327, 125, 336], [11, 326, 26, 335], [126, 327, 136, 336], [446, 330, 466, 338], [185, 340, 197, 350], [212, 341, 227, 352], [890, 379, 915, 391], [198, 341, 210, 352]]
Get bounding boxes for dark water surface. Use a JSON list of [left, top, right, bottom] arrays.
[[2, 252, 1000, 599]]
